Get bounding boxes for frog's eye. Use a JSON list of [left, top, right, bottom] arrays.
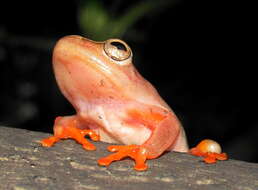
[[104, 39, 131, 62]]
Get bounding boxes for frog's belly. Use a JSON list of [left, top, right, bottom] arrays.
[[80, 105, 152, 145], [93, 124, 152, 145]]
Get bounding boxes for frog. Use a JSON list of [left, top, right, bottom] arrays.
[[41, 35, 190, 171]]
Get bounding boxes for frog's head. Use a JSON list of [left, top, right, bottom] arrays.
[[52, 35, 150, 107]]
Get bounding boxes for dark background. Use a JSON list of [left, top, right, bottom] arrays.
[[0, 0, 257, 162]]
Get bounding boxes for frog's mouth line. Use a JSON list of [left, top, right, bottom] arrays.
[[55, 47, 128, 102], [62, 40, 113, 74]]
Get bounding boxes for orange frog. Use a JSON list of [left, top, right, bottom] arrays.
[[41, 35, 226, 171]]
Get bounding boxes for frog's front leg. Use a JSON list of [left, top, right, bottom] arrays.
[[41, 116, 100, 150], [98, 109, 186, 171]]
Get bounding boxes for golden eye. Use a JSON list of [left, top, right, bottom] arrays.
[[104, 39, 131, 62]]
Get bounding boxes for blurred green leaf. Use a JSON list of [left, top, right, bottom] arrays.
[[78, 0, 110, 40], [78, 0, 176, 41]]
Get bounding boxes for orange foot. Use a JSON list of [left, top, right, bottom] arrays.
[[40, 116, 100, 151], [189, 139, 228, 164], [98, 145, 148, 171]]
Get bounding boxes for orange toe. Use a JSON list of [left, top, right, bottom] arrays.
[[98, 145, 148, 171], [189, 147, 205, 157], [80, 130, 100, 141], [189, 139, 228, 164], [72, 128, 99, 150], [203, 155, 217, 164], [189, 148, 228, 164], [215, 152, 228, 160], [41, 136, 59, 147], [40, 118, 100, 151]]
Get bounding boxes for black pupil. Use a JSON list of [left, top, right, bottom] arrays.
[[111, 41, 127, 51]]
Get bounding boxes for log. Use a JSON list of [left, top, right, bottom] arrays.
[[0, 126, 257, 190]]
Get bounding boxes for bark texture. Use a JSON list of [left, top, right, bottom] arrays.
[[0, 126, 257, 190]]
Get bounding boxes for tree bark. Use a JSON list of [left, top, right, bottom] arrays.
[[0, 126, 257, 190]]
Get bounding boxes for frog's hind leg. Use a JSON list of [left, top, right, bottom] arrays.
[[40, 116, 99, 150], [98, 107, 185, 171]]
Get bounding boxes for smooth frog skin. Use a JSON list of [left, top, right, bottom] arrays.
[[41, 35, 189, 171]]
